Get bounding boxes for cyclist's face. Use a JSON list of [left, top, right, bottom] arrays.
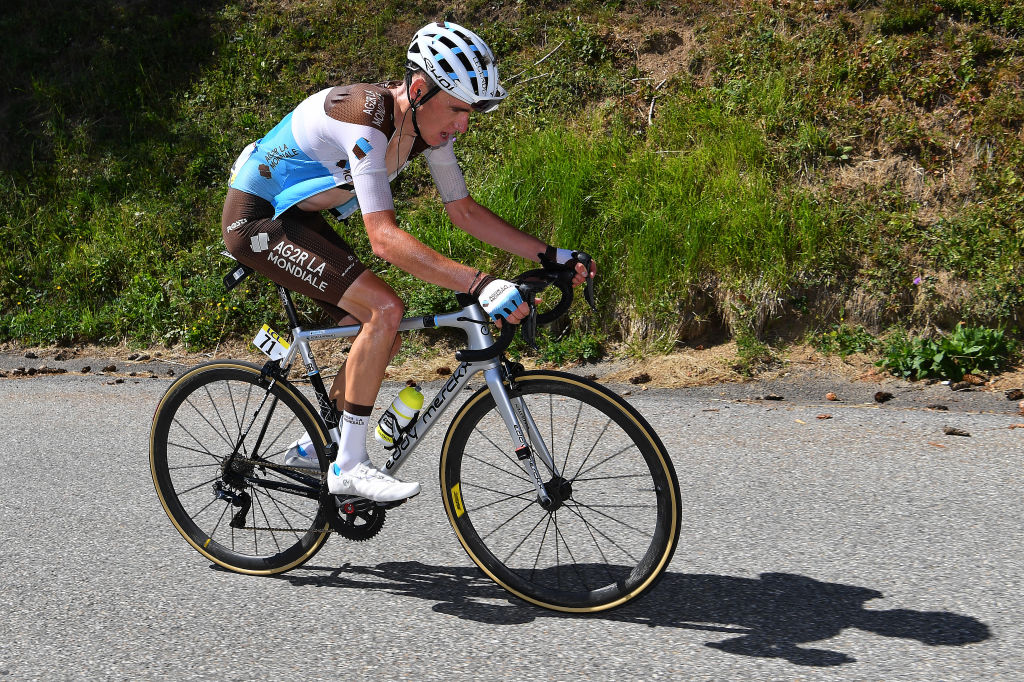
[[417, 90, 472, 147]]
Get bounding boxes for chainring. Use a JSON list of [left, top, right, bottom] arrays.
[[331, 497, 386, 541]]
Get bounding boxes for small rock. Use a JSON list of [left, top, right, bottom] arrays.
[[103, 364, 116, 373], [943, 426, 971, 437], [621, 390, 633, 396], [816, 414, 832, 420], [584, 373, 598, 381], [629, 373, 651, 385], [25, 351, 37, 359], [80, 365, 91, 373], [436, 366, 452, 376], [950, 381, 971, 391], [54, 352, 68, 361], [1005, 388, 1024, 401], [13, 367, 26, 376], [166, 369, 175, 377], [874, 391, 894, 403], [825, 392, 838, 401], [129, 372, 137, 377], [924, 378, 939, 386], [138, 353, 150, 361], [155, 352, 163, 357], [962, 374, 986, 386], [0, 371, 6, 377], [115, 378, 124, 384], [926, 404, 949, 411], [27, 367, 37, 376], [127, 353, 139, 361], [763, 394, 784, 401]]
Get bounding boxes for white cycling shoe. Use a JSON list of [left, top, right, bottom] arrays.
[[283, 435, 319, 468], [328, 460, 420, 503]]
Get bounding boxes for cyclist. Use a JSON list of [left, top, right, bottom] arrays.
[[221, 21, 596, 503]]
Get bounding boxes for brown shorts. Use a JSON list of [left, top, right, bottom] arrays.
[[221, 189, 367, 322]]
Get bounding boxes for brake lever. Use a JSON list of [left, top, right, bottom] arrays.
[[574, 252, 598, 312], [521, 300, 539, 350]]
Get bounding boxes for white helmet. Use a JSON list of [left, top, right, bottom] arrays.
[[406, 21, 508, 113]]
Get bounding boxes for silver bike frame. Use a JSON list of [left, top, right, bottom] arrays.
[[275, 302, 558, 504]]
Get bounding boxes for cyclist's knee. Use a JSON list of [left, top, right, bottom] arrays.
[[368, 293, 404, 331]]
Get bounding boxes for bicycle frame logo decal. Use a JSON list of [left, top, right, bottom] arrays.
[[384, 362, 469, 471]]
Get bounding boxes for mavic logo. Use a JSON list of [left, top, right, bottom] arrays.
[[250, 233, 269, 253]]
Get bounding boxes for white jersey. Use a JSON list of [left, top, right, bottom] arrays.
[[229, 83, 469, 219]]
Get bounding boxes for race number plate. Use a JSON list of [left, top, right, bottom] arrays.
[[253, 324, 290, 361]]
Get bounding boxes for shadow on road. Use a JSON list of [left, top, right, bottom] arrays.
[[273, 562, 990, 666]]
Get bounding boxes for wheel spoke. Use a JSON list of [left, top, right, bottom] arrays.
[[500, 510, 550, 565], [463, 449, 531, 484], [569, 499, 652, 540], [569, 416, 614, 482], [183, 395, 235, 451], [482, 498, 538, 543], [173, 474, 222, 498], [564, 500, 641, 566], [573, 440, 638, 482], [471, 424, 529, 479]]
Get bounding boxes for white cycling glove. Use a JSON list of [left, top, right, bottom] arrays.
[[476, 278, 525, 323]]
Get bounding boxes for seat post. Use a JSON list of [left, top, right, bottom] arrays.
[[277, 286, 301, 329]]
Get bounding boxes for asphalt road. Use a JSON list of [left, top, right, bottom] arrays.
[[1, 367, 1021, 680]]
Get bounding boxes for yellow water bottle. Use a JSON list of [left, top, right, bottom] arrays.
[[375, 385, 424, 447]]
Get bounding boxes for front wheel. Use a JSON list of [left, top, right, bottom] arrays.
[[440, 371, 680, 612]]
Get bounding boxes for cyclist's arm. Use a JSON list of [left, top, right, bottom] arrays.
[[445, 196, 596, 285], [443, 196, 548, 263], [296, 187, 352, 212], [363, 209, 480, 293], [363, 209, 532, 324]]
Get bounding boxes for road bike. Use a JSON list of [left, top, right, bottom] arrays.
[[150, 253, 681, 612]]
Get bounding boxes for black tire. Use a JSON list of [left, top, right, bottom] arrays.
[[440, 371, 680, 612], [150, 361, 331, 575]]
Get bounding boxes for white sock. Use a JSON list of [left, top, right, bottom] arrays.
[[335, 411, 370, 471]]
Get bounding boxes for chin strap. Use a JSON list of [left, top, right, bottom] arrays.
[[405, 65, 440, 141]]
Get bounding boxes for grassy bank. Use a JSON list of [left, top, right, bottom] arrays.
[[2, 0, 1022, 362]]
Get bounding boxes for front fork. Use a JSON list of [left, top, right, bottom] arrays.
[[483, 362, 560, 509]]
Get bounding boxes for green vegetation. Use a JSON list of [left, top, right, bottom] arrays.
[[879, 323, 1014, 381], [1, 0, 1022, 375], [812, 321, 879, 359]]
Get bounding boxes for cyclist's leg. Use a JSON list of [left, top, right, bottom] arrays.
[[223, 191, 418, 500], [222, 190, 368, 319], [327, 334, 401, 412], [323, 271, 419, 500]]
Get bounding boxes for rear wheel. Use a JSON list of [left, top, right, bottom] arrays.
[[440, 371, 680, 612], [150, 361, 331, 574]]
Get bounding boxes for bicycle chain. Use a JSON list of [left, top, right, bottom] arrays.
[[226, 453, 327, 480], [224, 455, 385, 539]]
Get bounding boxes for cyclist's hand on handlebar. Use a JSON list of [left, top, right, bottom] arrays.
[[477, 278, 531, 327], [543, 247, 597, 288], [494, 296, 540, 328], [570, 257, 597, 288]]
